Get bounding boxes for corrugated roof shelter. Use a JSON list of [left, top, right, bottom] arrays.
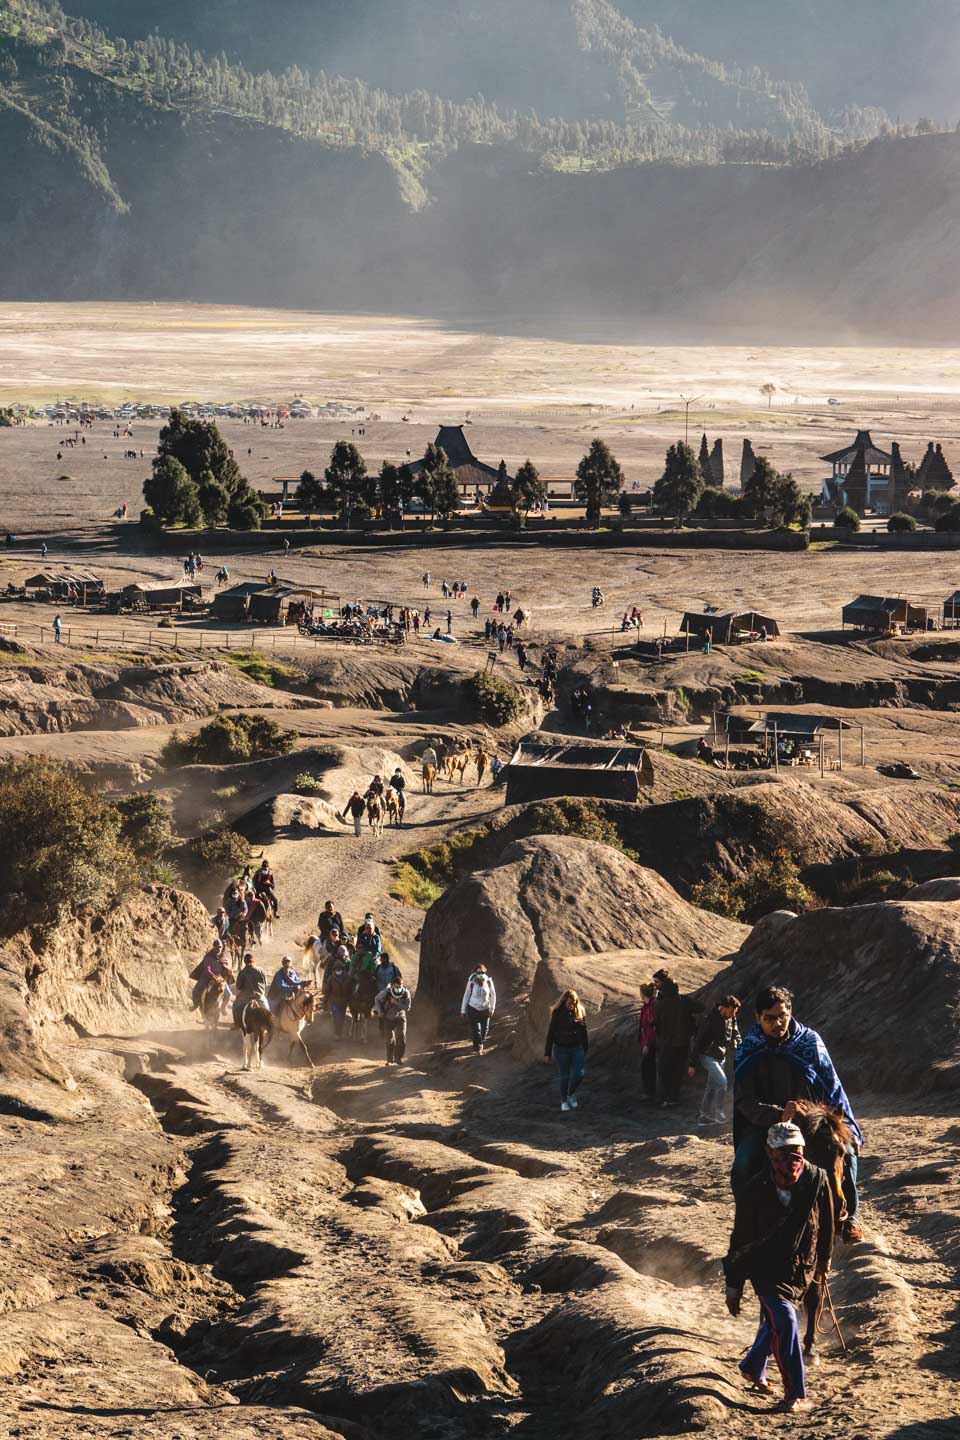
[[716, 708, 864, 771], [504, 739, 653, 805], [842, 595, 928, 632], [121, 578, 202, 610], [680, 610, 780, 644]]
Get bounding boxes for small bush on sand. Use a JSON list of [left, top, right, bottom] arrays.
[[115, 792, 175, 859], [225, 652, 298, 688], [191, 827, 250, 876], [389, 862, 443, 909], [835, 506, 861, 533], [293, 771, 327, 795], [463, 671, 525, 726], [162, 713, 294, 767], [887, 512, 916, 534]]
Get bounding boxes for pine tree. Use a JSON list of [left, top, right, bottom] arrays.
[[512, 459, 546, 514], [575, 439, 624, 527], [652, 442, 703, 523], [143, 454, 200, 527], [324, 440, 368, 522]]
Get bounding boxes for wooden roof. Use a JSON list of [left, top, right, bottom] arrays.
[[822, 430, 892, 466]]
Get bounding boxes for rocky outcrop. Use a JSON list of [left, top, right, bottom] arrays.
[[416, 835, 746, 1034], [0, 886, 209, 1093], [707, 901, 960, 1091]]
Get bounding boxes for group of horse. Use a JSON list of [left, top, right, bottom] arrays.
[[222, 894, 276, 958], [199, 974, 316, 1071], [365, 788, 404, 837], [421, 743, 489, 795]]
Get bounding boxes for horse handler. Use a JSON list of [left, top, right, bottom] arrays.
[[723, 1121, 835, 1415]]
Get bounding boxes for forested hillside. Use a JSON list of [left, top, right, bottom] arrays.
[[3, 0, 959, 341]]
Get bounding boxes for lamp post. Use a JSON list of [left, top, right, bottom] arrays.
[[679, 393, 703, 448]]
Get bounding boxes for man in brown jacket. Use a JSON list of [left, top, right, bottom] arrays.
[[723, 1121, 835, 1414]]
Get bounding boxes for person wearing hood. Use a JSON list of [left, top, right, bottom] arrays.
[[461, 964, 496, 1055], [375, 973, 412, 1065], [732, 984, 862, 1242], [323, 949, 354, 1039], [723, 1121, 835, 1415]]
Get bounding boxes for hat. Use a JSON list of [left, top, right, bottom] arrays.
[[767, 1122, 805, 1150]]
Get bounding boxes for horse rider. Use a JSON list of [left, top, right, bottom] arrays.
[[317, 900, 345, 943], [323, 952, 354, 1039], [354, 919, 382, 969], [189, 939, 232, 1012], [268, 955, 310, 1010], [254, 860, 279, 918], [211, 906, 231, 943], [388, 766, 406, 819], [376, 974, 412, 1066], [732, 984, 862, 1242], [233, 952, 268, 1026], [421, 743, 438, 773], [225, 884, 247, 923], [365, 774, 385, 802], [374, 952, 400, 995], [723, 1121, 835, 1415]]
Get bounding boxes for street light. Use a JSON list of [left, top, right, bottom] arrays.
[[679, 393, 704, 447]]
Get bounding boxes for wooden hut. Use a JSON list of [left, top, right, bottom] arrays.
[[24, 570, 103, 601], [120, 578, 202, 611], [943, 591, 960, 629], [680, 610, 780, 644], [504, 740, 653, 805]]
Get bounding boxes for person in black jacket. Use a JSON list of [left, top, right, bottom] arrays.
[[652, 968, 699, 1106], [543, 990, 589, 1113], [723, 1121, 834, 1414], [693, 993, 741, 1125]]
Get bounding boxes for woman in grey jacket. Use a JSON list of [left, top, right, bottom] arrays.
[[461, 964, 496, 1054]]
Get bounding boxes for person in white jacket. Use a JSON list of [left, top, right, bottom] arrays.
[[461, 964, 496, 1055]]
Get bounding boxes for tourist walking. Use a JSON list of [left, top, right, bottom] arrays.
[[52, 613, 62, 643], [652, 968, 698, 1106], [723, 1121, 834, 1415], [461, 963, 496, 1054], [471, 595, 480, 619], [376, 974, 412, 1065], [344, 789, 366, 837], [637, 981, 657, 1100], [693, 993, 741, 1124], [543, 989, 589, 1113]]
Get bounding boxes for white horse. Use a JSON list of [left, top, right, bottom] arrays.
[[274, 990, 318, 1068], [239, 999, 274, 1071]]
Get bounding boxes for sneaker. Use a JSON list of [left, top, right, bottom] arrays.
[[568, 1095, 578, 1109], [561, 1101, 571, 1112], [778, 1398, 812, 1414], [841, 1218, 863, 1243]]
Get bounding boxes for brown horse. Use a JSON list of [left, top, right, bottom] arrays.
[[367, 792, 386, 838], [385, 788, 403, 827], [445, 749, 470, 784], [200, 974, 230, 1048], [245, 894, 274, 947], [792, 1100, 855, 1357], [421, 763, 436, 794]]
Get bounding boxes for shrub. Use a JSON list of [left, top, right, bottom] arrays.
[[225, 652, 298, 688], [692, 848, 814, 923], [525, 798, 638, 860], [887, 512, 916, 534], [115, 792, 175, 858], [191, 827, 250, 876], [161, 713, 295, 767], [0, 757, 140, 931], [463, 671, 525, 726], [837, 868, 903, 903], [158, 616, 174, 629], [835, 506, 861, 533], [211, 784, 240, 801], [935, 503, 960, 533], [293, 771, 327, 795]]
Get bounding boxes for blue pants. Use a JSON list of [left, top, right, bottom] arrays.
[[553, 1044, 585, 1102], [741, 1294, 806, 1403], [733, 1128, 859, 1219]]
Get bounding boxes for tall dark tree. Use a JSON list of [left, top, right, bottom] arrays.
[[698, 432, 712, 485], [512, 458, 546, 514], [417, 442, 459, 524], [378, 461, 401, 524], [324, 440, 368, 523], [742, 455, 780, 520], [575, 439, 624, 527], [296, 468, 328, 510], [143, 454, 200, 526], [154, 409, 244, 496], [652, 442, 703, 523], [196, 468, 228, 526]]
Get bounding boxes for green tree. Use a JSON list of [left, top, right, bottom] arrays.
[[768, 471, 805, 527], [377, 461, 400, 523], [512, 458, 546, 515], [196, 468, 228, 527], [742, 455, 780, 521], [155, 409, 244, 496], [887, 511, 916, 534], [935, 503, 960, 533], [296, 469, 328, 510], [226, 489, 265, 530], [417, 443, 459, 523], [143, 455, 201, 527], [652, 442, 703, 523], [324, 440, 367, 523], [575, 438, 624, 527]]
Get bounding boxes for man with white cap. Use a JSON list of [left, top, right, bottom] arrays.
[[722, 1120, 835, 1415]]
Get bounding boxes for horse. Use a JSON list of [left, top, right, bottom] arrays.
[[791, 1100, 856, 1357], [385, 789, 403, 827], [200, 974, 230, 1049], [421, 763, 436, 794], [367, 792, 386, 838], [274, 989, 318, 1067], [445, 749, 470, 784], [228, 911, 248, 954], [239, 999, 274, 1070], [349, 971, 379, 1043], [245, 894, 274, 948]]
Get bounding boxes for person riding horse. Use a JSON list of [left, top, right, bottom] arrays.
[[732, 985, 862, 1243], [232, 951, 269, 1026], [190, 940, 233, 1012], [254, 861, 279, 919], [268, 956, 310, 1011], [388, 767, 406, 820]]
